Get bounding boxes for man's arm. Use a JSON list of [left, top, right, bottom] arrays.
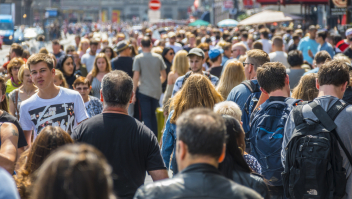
[[0, 123, 19, 174], [132, 71, 140, 103], [160, 69, 166, 84], [149, 169, 169, 181]]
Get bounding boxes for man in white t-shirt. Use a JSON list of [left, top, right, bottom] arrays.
[[258, 28, 272, 54], [269, 36, 290, 68], [20, 53, 88, 143]]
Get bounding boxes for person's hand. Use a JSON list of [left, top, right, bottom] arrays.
[[132, 95, 136, 104], [308, 49, 313, 58]]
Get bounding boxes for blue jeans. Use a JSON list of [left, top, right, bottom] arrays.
[[138, 92, 159, 137]]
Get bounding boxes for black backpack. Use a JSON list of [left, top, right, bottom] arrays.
[[282, 101, 352, 199]]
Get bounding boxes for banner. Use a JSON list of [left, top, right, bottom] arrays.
[[101, 10, 107, 22], [330, 0, 347, 16], [112, 10, 120, 23]]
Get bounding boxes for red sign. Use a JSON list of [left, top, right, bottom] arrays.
[[149, 0, 161, 11], [223, 0, 234, 9]]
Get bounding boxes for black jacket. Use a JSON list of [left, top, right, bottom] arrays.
[[134, 163, 263, 199], [232, 170, 270, 199]]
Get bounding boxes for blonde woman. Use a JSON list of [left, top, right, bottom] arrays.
[[162, 50, 189, 105], [5, 58, 25, 95], [162, 74, 223, 174], [9, 65, 38, 120], [54, 70, 69, 88], [78, 38, 89, 58], [86, 53, 112, 98], [216, 61, 246, 99]]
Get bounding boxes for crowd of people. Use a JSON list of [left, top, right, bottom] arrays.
[[1, 22, 352, 199]]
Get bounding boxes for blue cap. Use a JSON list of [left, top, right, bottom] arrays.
[[208, 48, 224, 59]]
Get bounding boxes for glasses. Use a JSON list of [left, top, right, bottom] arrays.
[[243, 63, 253, 66], [202, 49, 209, 52], [76, 87, 89, 91], [169, 52, 174, 55], [68, 50, 74, 53], [12, 67, 21, 71]]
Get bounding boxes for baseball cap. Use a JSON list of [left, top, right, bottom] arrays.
[[208, 48, 224, 59], [187, 48, 205, 58], [346, 28, 352, 37]]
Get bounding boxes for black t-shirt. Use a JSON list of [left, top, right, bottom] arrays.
[[208, 66, 223, 78], [288, 43, 298, 52], [0, 111, 27, 148], [71, 113, 166, 199], [344, 48, 352, 59], [111, 57, 134, 78]]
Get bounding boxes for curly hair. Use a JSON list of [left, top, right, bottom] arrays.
[[170, 74, 223, 123]]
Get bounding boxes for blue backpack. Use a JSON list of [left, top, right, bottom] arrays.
[[248, 98, 301, 186], [241, 80, 261, 152]]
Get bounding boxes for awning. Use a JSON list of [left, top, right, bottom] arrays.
[[256, 0, 328, 5], [238, 10, 302, 25]]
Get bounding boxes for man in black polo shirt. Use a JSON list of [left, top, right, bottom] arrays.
[[72, 70, 168, 199]]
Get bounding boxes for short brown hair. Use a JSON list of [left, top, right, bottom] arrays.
[[252, 41, 263, 50], [90, 38, 99, 46], [272, 36, 283, 48], [315, 50, 331, 65], [246, 49, 270, 71], [11, 43, 23, 57], [73, 76, 91, 88], [52, 39, 60, 45], [257, 62, 287, 93], [260, 28, 270, 38], [318, 59, 350, 87], [27, 53, 54, 70]]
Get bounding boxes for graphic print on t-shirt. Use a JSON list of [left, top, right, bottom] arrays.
[[29, 103, 75, 134]]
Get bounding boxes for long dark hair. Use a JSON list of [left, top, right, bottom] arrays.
[[56, 55, 76, 77], [0, 77, 9, 112], [14, 126, 73, 199], [101, 46, 117, 60], [162, 47, 173, 64], [218, 115, 252, 179]]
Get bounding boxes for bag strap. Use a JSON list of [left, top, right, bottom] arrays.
[[14, 90, 19, 120], [241, 80, 260, 93], [309, 101, 352, 165], [292, 105, 304, 126]]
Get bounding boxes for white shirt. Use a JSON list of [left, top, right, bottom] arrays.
[[165, 42, 183, 53], [269, 51, 290, 68], [19, 87, 88, 140], [259, 39, 272, 54]]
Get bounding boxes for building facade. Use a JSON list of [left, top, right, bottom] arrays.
[[31, 0, 193, 24]]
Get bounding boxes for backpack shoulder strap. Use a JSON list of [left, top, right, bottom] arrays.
[[292, 105, 305, 126], [327, 100, 348, 121], [241, 80, 260, 93], [309, 101, 352, 165], [309, 101, 337, 132]]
